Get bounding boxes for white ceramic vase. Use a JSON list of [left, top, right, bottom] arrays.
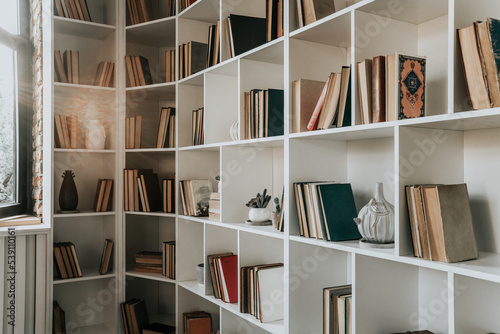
[[248, 208, 271, 222], [354, 182, 395, 245], [85, 120, 106, 149]]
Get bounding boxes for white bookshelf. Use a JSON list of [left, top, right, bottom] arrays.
[[46, 0, 500, 333]]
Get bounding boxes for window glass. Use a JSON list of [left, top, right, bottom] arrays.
[[0, 0, 19, 34], [0, 43, 16, 206]]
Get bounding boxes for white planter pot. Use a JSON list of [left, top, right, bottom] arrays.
[[248, 208, 271, 222]]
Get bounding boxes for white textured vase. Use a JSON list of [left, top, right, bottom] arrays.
[[248, 208, 271, 222], [85, 120, 106, 149], [354, 182, 395, 244]]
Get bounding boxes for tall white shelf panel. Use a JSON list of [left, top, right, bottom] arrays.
[[45, 0, 500, 333]]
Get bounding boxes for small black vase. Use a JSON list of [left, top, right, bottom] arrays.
[[58, 170, 79, 213]]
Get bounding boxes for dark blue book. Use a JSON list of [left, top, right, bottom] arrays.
[[316, 183, 361, 242], [267, 88, 284, 137], [228, 14, 266, 56]]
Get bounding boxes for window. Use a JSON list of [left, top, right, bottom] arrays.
[[0, 0, 31, 217]]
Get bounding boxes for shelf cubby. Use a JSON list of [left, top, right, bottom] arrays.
[[220, 144, 284, 224], [177, 285, 221, 333], [289, 242, 351, 334], [178, 76, 204, 147], [177, 149, 220, 196], [53, 279, 117, 332], [177, 218, 204, 282], [125, 215, 175, 274], [355, 254, 449, 334], [354, 0, 449, 123]]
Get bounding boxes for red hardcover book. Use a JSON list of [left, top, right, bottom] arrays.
[[217, 255, 238, 303]]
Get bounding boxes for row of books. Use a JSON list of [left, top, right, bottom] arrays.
[[240, 263, 284, 323], [192, 107, 204, 146], [125, 55, 153, 87], [183, 311, 212, 334], [405, 183, 478, 263], [294, 182, 362, 241], [121, 299, 175, 334], [207, 21, 221, 68], [207, 253, 238, 303], [123, 169, 173, 213], [127, 0, 175, 25], [125, 115, 143, 149], [266, 0, 284, 42], [458, 18, 500, 110], [165, 50, 176, 83], [54, 50, 79, 84], [301, 66, 351, 132], [178, 41, 207, 80], [53, 242, 82, 279], [135, 246, 175, 279], [93, 179, 114, 212], [162, 241, 175, 279], [54, 0, 91, 21], [243, 88, 284, 139], [53, 301, 66, 334], [357, 54, 426, 124], [93, 62, 115, 87], [179, 179, 213, 217], [54, 114, 77, 149], [296, 0, 336, 28], [157, 107, 176, 148], [323, 285, 352, 334]]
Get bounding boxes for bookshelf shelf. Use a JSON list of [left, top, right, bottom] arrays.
[[126, 271, 176, 283], [53, 269, 115, 285], [46, 0, 500, 333], [53, 16, 116, 39]]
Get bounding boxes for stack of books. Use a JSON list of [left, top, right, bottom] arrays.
[[293, 182, 361, 241], [405, 183, 479, 263], [93, 62, 115, 87], [243, 88, 284, 139], [156, 107, 175, 148], [183, 311, 212, 334], [323, 285, 352, 334], [93, 179, 114, 212], [135, 251, 162, 274], [54, 0, 92, 21], [357, 54, 426, 124], [208, 192, 220, 221], [53, 242, 82, 279], [301, 66, 351, 131], [207, 21, 221, 67], [207, 253, 238, 303], [178, 41, 208, 79], [54, 114, 77, 149], [126, 0, 175, 25], [179, 179, 213, 217], [54, 50, 79, 84], [125, 55, 153, 87], [192, 107, 204, 146], [121, 299, 176, 334], [295, 0, 336, 28], [162, 241, 175, 279], [240, 263, 284, 323], [99, 239, 114, 275], [123, 169, 163, 212], [162, 179, 175, 213], [125, 115, 143, 149], [165, 50, 176, 82], [458, 18, 500, 110]]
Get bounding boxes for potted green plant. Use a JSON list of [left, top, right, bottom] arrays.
[[246, 189, 272, 225]]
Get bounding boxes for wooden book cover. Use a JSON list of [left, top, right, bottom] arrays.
[[59, 242, 75, 278], [101, 179, 114, 212], [60, 115, 71, 151], [63, 50, 72, 84], [156, 108, 168, 148], [99, 239, 114, 274], [186, 316, 212, 334], [397, 54, 426, 119], [104, 62, 114, 88], [67, 115, 78, 149], [458, 25, 491, 110], [93, 179, 105, 212], [422, 184, 479, 263], [386, 53, 398, 122], [125, 117, 130, 148], [319, 72, 342, 129], [405, 185, 420, 257], [54, 115, 65, 148], [357, 59, 372, 124], [72, 0, 85, 20], [125, 56, 136, 87], [60, 0, 71, 18], [336, 65, 352, 127], [53, 244, 68, 279], [302, 0, 335, 26], [67, 242, 82, 277], [66, 0, 79, 19], [127, 170, 135, 211], [93, 62, 105, 86], [134, 115, 142, 149], [217, 255, 238, 303], [63, 242, 78, 278], [317, 183, 362, 242], [228, 14, 266, 56], [277, 0, 283, 38], [476, 20, 500, 108], [168, 114, 175, 148], [413, 186, 432, 260], [307, 74, 331, 131], [71, 50, 79, 84], [77, 0, 91, 21], [372, 55, 386, 123], [54, 50, 68, 83]]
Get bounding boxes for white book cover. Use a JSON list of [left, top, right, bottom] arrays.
[[257, 266, 284, 323]]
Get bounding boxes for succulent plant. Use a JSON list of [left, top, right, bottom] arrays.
[[215, 175, 220, 181], [246, 189, 271, 208], [273, 197, 281, 214]]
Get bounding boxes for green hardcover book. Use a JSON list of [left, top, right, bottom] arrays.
[[317, 183, 361, 242], [267, 88, 284, 137]]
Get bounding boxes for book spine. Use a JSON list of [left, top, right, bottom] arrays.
[[372, 56, 386, 123]]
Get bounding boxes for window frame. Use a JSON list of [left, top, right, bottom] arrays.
[[0, 0, 32, 218]]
